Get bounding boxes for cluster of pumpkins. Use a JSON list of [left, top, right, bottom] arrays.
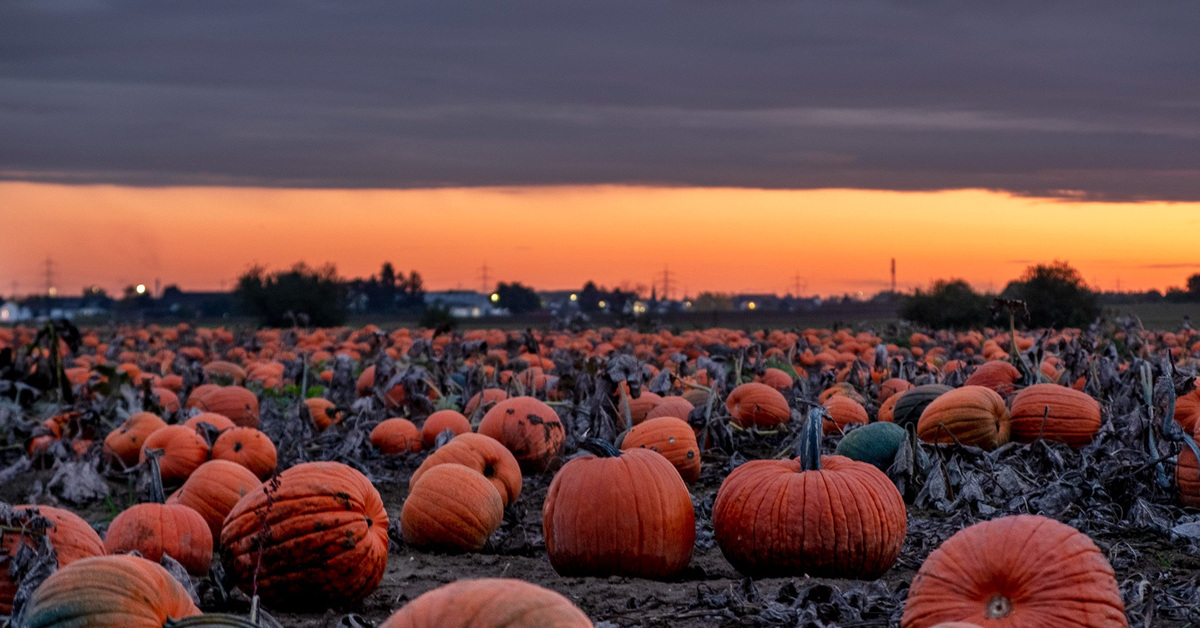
[[4, 321, 1194, 626]]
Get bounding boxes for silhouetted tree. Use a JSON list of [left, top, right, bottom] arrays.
[[1188, 273, 1200, 300], [579, 281, 602, 313], [899, 279, 991, 329], [1002, 261, 1099, 328], [235, 263, 346, 327], [495, 282, 541, 314]]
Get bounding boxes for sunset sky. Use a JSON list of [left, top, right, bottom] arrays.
[[3, 2, 1200, 298]]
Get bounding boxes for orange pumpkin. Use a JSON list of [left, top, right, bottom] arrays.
[[645, 396, 695, 421], [411, 433, 522, 507], [166, 459, 262, 541], [221, 461, 389, 608], [902, 515, 1125, 627], [963, 361, 1022, 396], [878, 377, 914, 403], [183, 411, 236, 434], [619, 417, 701, 483], [464, 388, 509, 420], [421, 410, 472, 448], [22, 554, 201, 628], [822, 395, 869, 434], [103, 412, 166, 467], [210, 427, 277, 480], [140, 425, 210, 485], [543, 440, 695, 579], [917, 386, 1011, 450], [378, 578, 593, 628], [477, 397, 566, 473], [726, 383, 791, 428], [1008, 384, 1102, 448], [401, 463, 504, 552], [370, 418, 423, 455], [104, 503, 213, 575], [186, 384, 259, 428], [304, 397, 339, 431], [0, 505, 105, 614]]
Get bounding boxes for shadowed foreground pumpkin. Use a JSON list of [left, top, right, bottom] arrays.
[[890, 384, 952, 427], [0, 505, 105, 615], [1008, 383, 1102, 448], [713, 409, 906, 578], [619, 416, 701, 483], [478, 397, 566, 473], [22, 554, 201, 628], [166, 459, 262, 541], [543, 439, 695, 579], [379, 578, 592, 627], [410, 433, 522, 507], [901, 514, 1126, 627], [104, 503, 213, 575], [221, 461, 389, 608], [401, 463, 504, 552], [917, 386, 1010, 451], [726, 382, 791, 428]]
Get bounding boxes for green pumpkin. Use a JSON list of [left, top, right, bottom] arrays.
[[835, 422, 907, 472], [891, 384, 952, 428]]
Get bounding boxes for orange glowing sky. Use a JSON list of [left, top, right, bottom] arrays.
[[3, 181, 1200, 299]]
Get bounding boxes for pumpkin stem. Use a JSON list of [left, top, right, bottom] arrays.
[[799, 407, 825, 472], [985, 594, 1013, 619], [579, 438, 622, 458], [144, 448, 166, 504]]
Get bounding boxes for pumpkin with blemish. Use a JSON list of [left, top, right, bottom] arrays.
[[477, 397, 565, 473]]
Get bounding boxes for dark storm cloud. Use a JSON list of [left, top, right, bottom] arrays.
[[2, 1, 1200, 200]]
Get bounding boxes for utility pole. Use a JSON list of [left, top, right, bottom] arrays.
[[479, 263, 492, 294], [44, 257, 56, 297], [660, 264, 674, 300], [890, 258, 896, 293]]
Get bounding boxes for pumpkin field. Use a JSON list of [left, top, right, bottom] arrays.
[[2, 319, 1200, 627]]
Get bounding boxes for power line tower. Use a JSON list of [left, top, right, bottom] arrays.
[[44, 257, 56, 297], [659, 264, 674, 300], [790, 274, 807, 297], [479, 263, 492, 294], [890, 258, 896, 293]]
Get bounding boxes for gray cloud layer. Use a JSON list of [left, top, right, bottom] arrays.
[[2, 1, 1200, 200]]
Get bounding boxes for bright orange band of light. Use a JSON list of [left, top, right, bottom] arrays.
[[2, 181, 1199, 298]]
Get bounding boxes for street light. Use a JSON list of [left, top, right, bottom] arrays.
[[490, 293, 499, 303], [569, 293, 578, 301], [136, 284, 147, 295]]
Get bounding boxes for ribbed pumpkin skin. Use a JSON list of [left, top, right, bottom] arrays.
[[401, 463, 504, 552], [822, 395, 869, 434], [183, 412, 236, 433], [620, 417, 702, 483], [1177, 423, 1200, 507], [0, 506, 105, 614], [892, 385, 953, 427], [140, 425, 210, 485], [963, 361, 1022, 396], [543, 448, 695, 579], [835, 422, 908, 472], [22, 554, 201, 628], [421, 410, 472, 448], [410, 433, 522, 507], [464, 389, 509, 420], [166, 459, 262, 541], [103, 412, 166, 467], [370, 418, 424, 455], [104, 503, 214, 575], [221, 461, 389, 608], [726, 383, 791, 428], [379, 578, 593, 628], [1176, 390, 1200, 435], [877, 393, 901, 423], [304, 398, 338, 431], [478, 397, 566, 473], [901, 515, 1126, 628], [645, 396, 694, 421], [917, 386, 1011, 450], [712, 455, 906, 579], [878, 378, 914, 403], [211, 427, 277, 480], [186, 384, 259, 428], [1009, 384, 1102, 448]]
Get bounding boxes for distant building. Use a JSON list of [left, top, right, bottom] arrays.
[[733, 294, 782, 311], [0, 300, 26, 323], [424, 291, 509, 318]]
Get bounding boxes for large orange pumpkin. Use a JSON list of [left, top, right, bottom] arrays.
[[645, 396, 695, 421], [1008, 383, 1102, 448], [478, 397, 566, 473], [619, 416, 701, 483], [726, 382, 791, 428], [186, 384, 259, 428], [210, 427, 277, 479], [140, 425, 210, 485], [713, 409, 906, 579], [0, 505, 105, 614], [22, 554, 201, 628], [166, 459, 262, 541], [901, 515, 1126, 627], [963, 361, 1022, 396], [401, 463, 504, 552], [378, 578, 593, 628], [103, 412, 166, 467], [822, 395, 869, 434], [410, 433, 522, 507], [543, 440, 695, 579], [917, 386, 1011, 450], [221, 461, 389, 608], [104, 503, 213, 575]]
